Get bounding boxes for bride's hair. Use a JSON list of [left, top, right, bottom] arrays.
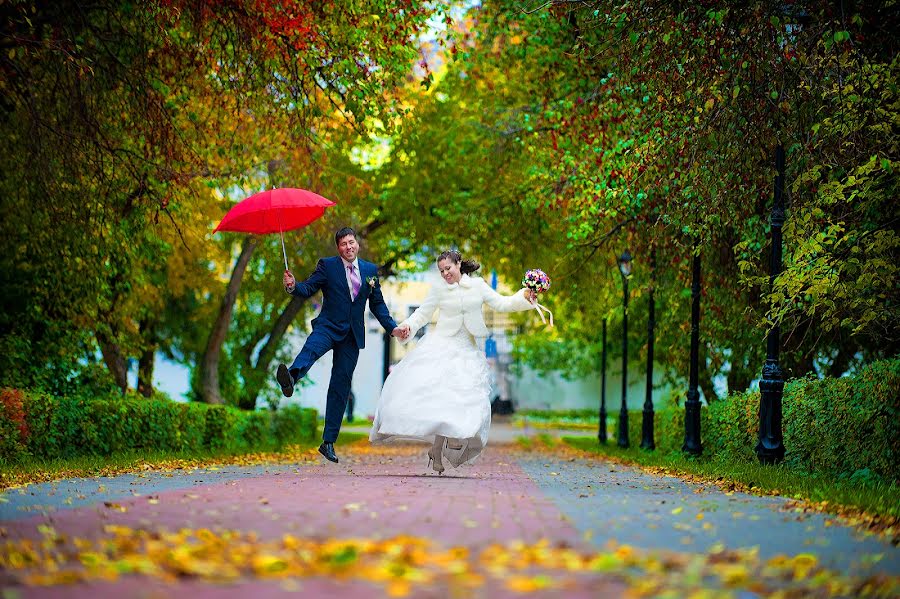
[[438, 249, 480, 275]]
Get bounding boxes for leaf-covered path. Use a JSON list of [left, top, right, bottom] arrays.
[[2, 439, 898, 598]]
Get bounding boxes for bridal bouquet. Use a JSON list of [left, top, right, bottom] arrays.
[[522, 269, 553, 326], [522, 269, 551, 294]]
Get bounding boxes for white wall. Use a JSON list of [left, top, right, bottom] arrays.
[[509, 363, 678, 413]]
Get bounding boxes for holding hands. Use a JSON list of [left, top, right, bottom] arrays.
[[392, 323, 411, 340]]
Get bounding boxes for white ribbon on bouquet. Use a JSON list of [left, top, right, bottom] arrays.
[[531, 299, 554, 327]]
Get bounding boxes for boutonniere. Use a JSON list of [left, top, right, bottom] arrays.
[[366, 276, 377, 288]]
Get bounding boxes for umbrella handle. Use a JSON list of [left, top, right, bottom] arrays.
[[276, 202, 289, 271], [280, 228, 289, 271]]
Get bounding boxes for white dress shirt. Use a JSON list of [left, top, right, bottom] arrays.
[[341, 257, 361, 300]]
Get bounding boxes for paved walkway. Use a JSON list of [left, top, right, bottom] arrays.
[[1, 435, 898, 598]]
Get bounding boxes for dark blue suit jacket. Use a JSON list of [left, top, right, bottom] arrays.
[[290, 256, 397, 349]]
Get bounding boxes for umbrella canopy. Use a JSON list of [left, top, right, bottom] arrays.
[[214, 188, 336, 270], [214, 188, 336, 235]]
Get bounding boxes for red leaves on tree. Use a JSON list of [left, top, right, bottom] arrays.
[[0, 388, 29, 444]]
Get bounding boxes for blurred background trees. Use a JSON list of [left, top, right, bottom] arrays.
[[1, 0, 895, 406]]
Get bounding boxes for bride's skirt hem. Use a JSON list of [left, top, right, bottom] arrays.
[[369, 434, 431, 445], [369, 328, 492, 469], [369, 431, 485, 469]]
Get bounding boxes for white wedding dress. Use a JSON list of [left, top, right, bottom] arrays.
[[369, 275, 535, 468], [370, 328, 491, 467]]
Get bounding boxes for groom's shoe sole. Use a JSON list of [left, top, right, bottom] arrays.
[[276, 364, 294, 398]]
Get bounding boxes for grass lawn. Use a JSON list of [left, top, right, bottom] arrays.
[[561, 436, 900, 531], [0, 431, 368, 490]]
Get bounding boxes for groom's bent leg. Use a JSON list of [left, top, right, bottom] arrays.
[[289, 330, 333, 384], [322, 335, 360, 443]]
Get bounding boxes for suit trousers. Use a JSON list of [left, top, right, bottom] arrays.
[[289, 330, 360, 443]]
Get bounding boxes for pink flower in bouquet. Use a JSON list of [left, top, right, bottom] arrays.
[[522, 269, 551, 294]]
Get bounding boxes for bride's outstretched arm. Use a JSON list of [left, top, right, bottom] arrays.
[[399, 285, 439, 340], [480, 279, 535, 313]]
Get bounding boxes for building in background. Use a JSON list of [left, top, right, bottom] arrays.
[[147, 266, 680, 414]]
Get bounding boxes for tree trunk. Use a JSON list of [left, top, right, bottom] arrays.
[[96, 332, 128, 394], [698, 344, 720, 403], [726, 366, 752, 396], [137, 348, 155, 397], [781, 317, 814, 379], [95, 265, 130, 395], [796, 352, 816, 378], [136, 318, 157, 397], [699, 371, 720, 404], [239, 295, 308, 410], [828, 338, 858, 378], [199, 235, 259, 404]]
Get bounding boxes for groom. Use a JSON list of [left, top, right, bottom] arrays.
[[277, 227, 406, 463]]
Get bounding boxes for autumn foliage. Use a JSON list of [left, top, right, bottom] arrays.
[[0, 389, 29, 455]]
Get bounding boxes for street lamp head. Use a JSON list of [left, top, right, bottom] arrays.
[[618, 249, 633, 277]]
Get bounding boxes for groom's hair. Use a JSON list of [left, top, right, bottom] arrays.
[[335, 227, 356, 245]]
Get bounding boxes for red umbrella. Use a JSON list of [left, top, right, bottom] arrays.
[[214, 188, 336, 270]]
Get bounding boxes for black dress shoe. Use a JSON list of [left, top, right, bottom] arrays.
[[276, 363, 294, 398], [318, 442, 339, 463]]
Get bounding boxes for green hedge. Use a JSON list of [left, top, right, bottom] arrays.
[[610, 359, 899, 481], [519, 408, 599, 421], [0, 391, 318, 463]]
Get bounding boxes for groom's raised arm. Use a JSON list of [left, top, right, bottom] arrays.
[[288, 259, 328, 299]]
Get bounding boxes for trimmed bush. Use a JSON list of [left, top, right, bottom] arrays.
[[613, 404, 710, 455], [300, 407, 318, 440], [0, 392, 318, 463], [203, 404, 241, 451], [272, 405, 306, 450], [776, 360, 897, 480], [519, 408, 598, 421], [235, 410, 270, 451], [609, 359, 899, 481]]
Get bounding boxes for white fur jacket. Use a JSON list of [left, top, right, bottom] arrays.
[[401, 274, 534, 340]]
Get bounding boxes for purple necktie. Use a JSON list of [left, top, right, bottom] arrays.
[[348, 264, 361, 299]]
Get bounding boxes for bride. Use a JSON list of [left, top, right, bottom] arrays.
[[369, 250, 538, 474]]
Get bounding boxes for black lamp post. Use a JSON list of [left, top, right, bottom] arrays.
[[598, 319, 608, 444], [617, 250, 632, 448], [756, 4, 808, 464], [756, 146, 787, 464], [641, 249, 656, 450], [683, 245, 702, 456]]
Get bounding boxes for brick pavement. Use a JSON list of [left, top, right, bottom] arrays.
[[1, 440, 898, 598]]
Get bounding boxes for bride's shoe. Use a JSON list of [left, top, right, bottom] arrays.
[[427, 450, 445, 475]]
